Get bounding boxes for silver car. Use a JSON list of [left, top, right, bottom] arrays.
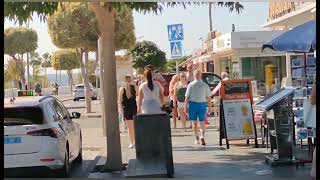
[[72, 84, 97, 101]]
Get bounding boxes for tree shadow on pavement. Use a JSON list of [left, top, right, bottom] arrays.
[[4, 160, 94, 178], [173, 145, 226, 152], [173, 158, 310, 179]]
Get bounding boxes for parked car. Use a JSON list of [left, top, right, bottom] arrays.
[[73, 84, 97, 101], [4, 95, 82, 177]]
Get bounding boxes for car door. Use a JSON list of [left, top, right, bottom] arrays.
[[46, 103, 68, 157], [50, 100, 74, 158], [56, 100, 79, 160]]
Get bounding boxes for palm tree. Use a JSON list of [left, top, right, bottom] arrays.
[[41, 52, 51, 77], [209, 2, 243, 32], [5, 58, 23, 88]]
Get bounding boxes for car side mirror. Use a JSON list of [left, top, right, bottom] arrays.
[[71, 112, 81, 119]]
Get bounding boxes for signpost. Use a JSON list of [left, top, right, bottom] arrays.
[[219, 79, 258, 149], [167, 24, 183, 74]]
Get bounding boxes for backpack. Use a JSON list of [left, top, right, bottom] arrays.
[[177, 87, 187, 102]]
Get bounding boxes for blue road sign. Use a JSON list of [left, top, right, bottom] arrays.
[[170, 41, 182, 59], [167, 24, 183, 41]]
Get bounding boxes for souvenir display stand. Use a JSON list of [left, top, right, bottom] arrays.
[[255, 87, 297, 167]]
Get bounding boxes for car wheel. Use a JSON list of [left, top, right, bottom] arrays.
[[57, 148, 71, 177], [92, 97, 97, 100], [74, 136, 83, 164], [73, 98, 77, 101]]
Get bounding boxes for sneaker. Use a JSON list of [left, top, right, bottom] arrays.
[[200, 137, 206, 146], [128, 144, 135, 149], [194, 140, 200, 144], [194, 136, 200, 144]]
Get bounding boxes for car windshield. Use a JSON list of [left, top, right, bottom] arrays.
[[203, 74, 221, 85], [4, 107, 43, 126], [75, 85, 84, 90]]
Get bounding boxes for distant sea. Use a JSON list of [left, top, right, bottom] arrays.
[[46, 73, 79, 86]]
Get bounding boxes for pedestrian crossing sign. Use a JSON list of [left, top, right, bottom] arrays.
[[170, 41, 182, 59]]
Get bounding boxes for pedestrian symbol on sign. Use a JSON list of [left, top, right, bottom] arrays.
[[170, 41, 182, 59]]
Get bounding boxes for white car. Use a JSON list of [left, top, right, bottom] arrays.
[[4, 95, 82, 177], [73, 84, 97, 101]]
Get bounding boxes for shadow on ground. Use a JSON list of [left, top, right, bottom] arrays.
[[4, 160, 94, 178]]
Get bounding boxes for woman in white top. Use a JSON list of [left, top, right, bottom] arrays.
[[137, 69, 164, 114], [173, 72, 188, 131]]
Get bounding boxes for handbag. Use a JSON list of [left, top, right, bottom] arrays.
[[303, 99, 316, 128]]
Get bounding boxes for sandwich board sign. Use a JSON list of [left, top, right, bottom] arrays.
[[219, 79, 258, 149]]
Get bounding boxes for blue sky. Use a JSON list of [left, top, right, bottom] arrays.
[[4, 2, 269, 74]]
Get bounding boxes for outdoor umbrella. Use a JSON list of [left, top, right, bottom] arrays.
[[262, 20, 316, 53]]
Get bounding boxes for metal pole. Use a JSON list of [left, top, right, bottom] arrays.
[[175, 59, 179, 75], [285, 52, 292, 86]]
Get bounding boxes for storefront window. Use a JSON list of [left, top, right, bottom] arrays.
[[231, 62, 239, 79], [207, 62, 214, 73], [241, 56, 286, 96], [220, 59, 231, 76]]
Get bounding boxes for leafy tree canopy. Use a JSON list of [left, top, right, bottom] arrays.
[[166, 56, 190, 72], [4, 27, 38, 56], [47, 2, 135, 52], [47, 2, 98, 51], [4, 2, 243, 24], [130, 40, 166, 72], [51, 49, 81, 71]]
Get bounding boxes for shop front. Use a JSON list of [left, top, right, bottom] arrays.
[[211, 30, 287, 97]]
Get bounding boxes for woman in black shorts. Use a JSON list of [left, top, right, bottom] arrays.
[[118, 75, 137, 149]]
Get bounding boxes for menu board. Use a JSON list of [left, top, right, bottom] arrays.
[[220, 79, 257, 142], [222, 99, 256, 140]]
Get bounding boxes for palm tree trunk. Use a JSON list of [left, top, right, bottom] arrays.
[[26, 53, 30, 90], [67, 69, 73, 94], [90, 2, 122, 171], [209, 3, 213, 32], [44, 68, 47, 87]]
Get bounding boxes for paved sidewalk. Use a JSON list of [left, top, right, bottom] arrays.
[[88, 117, 312, 179]]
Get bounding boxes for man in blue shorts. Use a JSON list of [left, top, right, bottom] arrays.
[[184, 70, 212, 146]]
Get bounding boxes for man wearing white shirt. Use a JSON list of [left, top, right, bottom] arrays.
[[184, 70, 212, 146]]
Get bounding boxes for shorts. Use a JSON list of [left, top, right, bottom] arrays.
[[177, 102, 185, 108], [188, 101, 207, 121]]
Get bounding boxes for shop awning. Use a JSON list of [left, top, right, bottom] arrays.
[[262, 20, 316, 53]]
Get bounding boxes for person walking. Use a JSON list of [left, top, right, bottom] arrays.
[[34, 82, 42, 96], [18, 80, 22, 90], [137, 69, 164, 114], [118, 75, 137, 149], [173, 72, 188, 131], [184, 70, 212, 146], [186, 64, 194, 83], [310, 80, 316, 179], [169, 75, 179, 128]]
